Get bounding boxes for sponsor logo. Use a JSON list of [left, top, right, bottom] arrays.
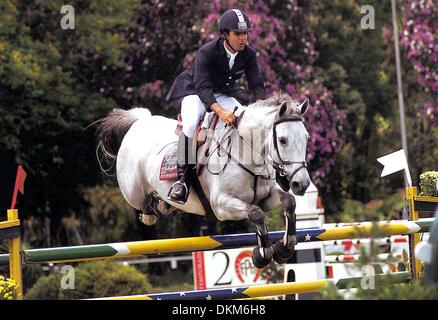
[[235, 250, 260, 283]]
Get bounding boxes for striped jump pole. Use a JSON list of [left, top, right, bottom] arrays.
[[324, 253, 404, 263], [323, 236, 409, 247], [88, 272, 411, 300], [0, 218, 432, 266]]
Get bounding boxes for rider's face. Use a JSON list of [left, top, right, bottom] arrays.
[[226, 31, 248, 52]]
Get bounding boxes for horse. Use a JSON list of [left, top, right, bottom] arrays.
[[95, 92, 311, 268]]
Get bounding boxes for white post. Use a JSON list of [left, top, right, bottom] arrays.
[[391, 0, 409, 187]]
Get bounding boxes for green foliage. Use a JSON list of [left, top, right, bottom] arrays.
[[1, 2, 436, 293], [319, 221, 438, 300], [148, 267, 193, 295], [355, 280, 438, 300], [22, 264, 46, 295], [0, 0, 138, 247], [308, 0, 437, 218], [151, 282, 193, 295], [329, 190, 405, 223], [78, 185, 139, 244], [321, 277, 438, 300], [309, 0, 397, 215], [404, 80, 438, 183], [419, 171, 438, 197], [266, 207, 283, 232], [25, 260, 152, 300], [78, 184, 204, 243]]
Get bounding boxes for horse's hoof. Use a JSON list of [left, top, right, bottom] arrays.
[[157, 200, 177, 215], [252, 247, 272, 269], [139, 213, 158, 226], [273, 240, 295, 264]]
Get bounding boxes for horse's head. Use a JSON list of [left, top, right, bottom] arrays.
[[271, 98, 311, 195]]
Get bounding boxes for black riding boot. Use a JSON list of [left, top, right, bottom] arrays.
[[167, 133, 194, 204]]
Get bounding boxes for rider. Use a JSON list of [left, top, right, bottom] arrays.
[[165, 8, 266, 204]]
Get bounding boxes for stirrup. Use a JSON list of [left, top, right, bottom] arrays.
[[167, 180, 189, 204]]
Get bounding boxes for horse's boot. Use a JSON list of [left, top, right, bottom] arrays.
[[167, 133, 193, 204]]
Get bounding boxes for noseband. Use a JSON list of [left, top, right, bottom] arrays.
[[271, 115, 308, 181]]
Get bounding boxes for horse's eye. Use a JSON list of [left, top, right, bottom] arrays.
[[278, 137, 288, 146]]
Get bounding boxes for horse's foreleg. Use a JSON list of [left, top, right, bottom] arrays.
[[214, 196, 273, 269], [274, 191, 297, 263], [247, 204, 274, 269], [261, 188, 297, 264]]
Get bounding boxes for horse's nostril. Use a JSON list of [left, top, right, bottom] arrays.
[[292, 182, 300, 190]]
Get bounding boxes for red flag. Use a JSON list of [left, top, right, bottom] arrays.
[[10, 165, 27, 209]]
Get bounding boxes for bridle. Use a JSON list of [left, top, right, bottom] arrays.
[[270, 115, 308, 181], [208, 108, 308, 186]]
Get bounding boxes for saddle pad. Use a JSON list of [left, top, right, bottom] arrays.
[[159, 146, 178, 180]]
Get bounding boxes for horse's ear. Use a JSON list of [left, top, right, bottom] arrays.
[[277, 101, 288, 118], [299, 99, 309, 115]]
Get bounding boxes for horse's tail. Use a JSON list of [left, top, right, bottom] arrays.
[[95, 107, 152, 174]]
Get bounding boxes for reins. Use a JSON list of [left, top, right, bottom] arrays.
[[205, 107, 308, 203]]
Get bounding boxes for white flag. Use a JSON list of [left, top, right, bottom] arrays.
[[377, 149, 412, 186]]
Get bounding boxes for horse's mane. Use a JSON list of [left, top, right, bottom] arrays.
[[249, 91, 301, 113]]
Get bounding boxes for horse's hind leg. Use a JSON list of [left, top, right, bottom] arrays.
[[137, 194, 161, 226]]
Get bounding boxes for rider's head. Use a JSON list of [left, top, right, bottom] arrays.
[[219, 9, 252, 53]]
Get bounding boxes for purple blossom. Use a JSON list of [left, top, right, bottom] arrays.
[[401, 0, 437, 124], [119, 1, 345, 186]]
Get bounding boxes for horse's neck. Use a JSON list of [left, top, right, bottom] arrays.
[[241, 106, 277, 129], [232, 106, 277, 170]]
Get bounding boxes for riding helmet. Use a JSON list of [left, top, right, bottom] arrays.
[[219, 9, 252, 33]]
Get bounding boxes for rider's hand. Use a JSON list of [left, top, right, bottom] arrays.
[[211, 103, 236, 126], [220, 110, 236, 126]]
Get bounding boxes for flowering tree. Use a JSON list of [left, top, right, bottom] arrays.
[[401, 0, 437, 124], [211, 2, 345, 184], [0, 0, 137, 245], [122, 0, 345, 185], [400, 0, 437, 181]]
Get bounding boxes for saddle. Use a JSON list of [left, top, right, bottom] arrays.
[[158, 112, 220, 220], [160, 109, 244, 221], [159, 112, 219, 181]]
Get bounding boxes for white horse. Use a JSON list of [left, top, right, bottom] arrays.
[[96, 92, 311, 268]]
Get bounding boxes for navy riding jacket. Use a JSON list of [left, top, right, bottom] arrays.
[[166, 38, 266, 111]]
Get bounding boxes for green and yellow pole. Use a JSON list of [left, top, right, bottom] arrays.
[[0, 218, 432, 266], [7, 209, 23, 300]]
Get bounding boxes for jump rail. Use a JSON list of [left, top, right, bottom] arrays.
[[0, 219, 432, 266], [324, 253, 404, 263], [87, 272, 411, 300], [2, 185, 436, 300]]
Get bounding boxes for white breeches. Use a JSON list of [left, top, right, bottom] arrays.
[[181, 94, 243, 138]]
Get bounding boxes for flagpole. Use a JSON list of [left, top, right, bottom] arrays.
[[10, 185, 18, 209], [10, 168, 19, 209], [391, 0, 409, 187], [405, 168, 412, 187]]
